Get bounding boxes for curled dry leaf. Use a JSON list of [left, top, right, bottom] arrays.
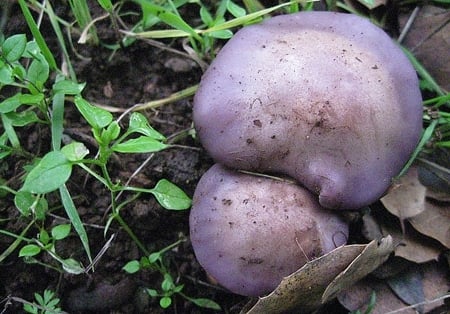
[[243, 237, 393, 314], [381, 166, 426, 220], [409, 201, 450, 248], [380, 220, 442, 263]]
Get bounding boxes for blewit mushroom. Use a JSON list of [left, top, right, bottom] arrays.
[[193, 12, 423, 210], [190, 164, 349, 297]]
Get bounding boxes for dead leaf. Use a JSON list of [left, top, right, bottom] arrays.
[[338, 279, 414, 314], [322, 236, 394, 302], [387, 266, 425, 312], [339, 262, 449, 314], [399, 6, 450, 90], [408, 200, 450, 248], [380, 221, 442, 263], [244, 237, 393, 314], [381, 166, 427, 220]]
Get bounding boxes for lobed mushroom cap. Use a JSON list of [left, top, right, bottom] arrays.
[[193, 12, 423, 209], [189, 164, 349, 297]]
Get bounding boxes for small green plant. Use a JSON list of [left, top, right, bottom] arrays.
[[23, 289, 62, 314], [123, 238, 221, 310]]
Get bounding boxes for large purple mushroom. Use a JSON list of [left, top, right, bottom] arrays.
[[190, 164, 349, 297], [193, 12, 423, 210]]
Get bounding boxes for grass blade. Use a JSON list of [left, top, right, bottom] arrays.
[[17, 0, 57, 70], [59, 185, 92, 264]]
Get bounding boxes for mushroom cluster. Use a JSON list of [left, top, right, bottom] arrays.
[[190, 11, 422, 297]]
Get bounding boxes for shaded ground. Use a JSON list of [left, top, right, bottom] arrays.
[[0, 1, 449, 313]]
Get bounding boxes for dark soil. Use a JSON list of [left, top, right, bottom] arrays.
[[0, 1, 448, 314]]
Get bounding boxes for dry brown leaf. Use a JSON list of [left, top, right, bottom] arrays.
[[244, 238, 393, 314], [322, 236, 394, 302], [381, 166, 427, 220], [409, 200, 450, 248], [421, 262, 450, 312], [338, 279, 414, 314], [399, 6, 450, 90], [381, 221, 442, 263]]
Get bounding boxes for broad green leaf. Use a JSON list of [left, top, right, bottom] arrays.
[[227, 1, 246, 18], [146, 288, 159, 297], [209, 29, 233, 39], [160, 296, 172, 308], [199, 6, 213, 25], [97, 0, 113, 11], [74, 96, 112, 129], [21, 151, 72, 194], [0, 61, 13, 85], [112, 136, 167, 153], [190, 298, 221, 310], [128, 112, 165, 140], [0, 94, 21, 113], [19, 244, 41, 257], [122, 260, 141, 274], [2, 34, 27, 62], [151, 179, 191, 210], [51, 224, 71, 240], [101, 120, 121, 143], [14, 191, 48, 216], [53, 80, 85, 95], [8, 111, 42, 127], [26, 57, 49, 85], [148, 252, 161, 263], [18, 93, 44, 105], [61, 258, 84, 274], [61, 142, 89, 161], [39, 229, 50, 245]]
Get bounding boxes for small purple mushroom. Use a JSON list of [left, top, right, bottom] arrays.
[[193, 12, 423, 209], [190, 164, 349, 297]]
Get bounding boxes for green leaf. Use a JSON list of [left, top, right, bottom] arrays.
[[227, 1, 246, 18], [190, 297, 222, 310], [7, 111, 40, 127], [19, 244, 41, 257], [199, 6, 213, 25], [0, 61, 13, 85], [39, 229, 50, 245], [21, 151, 72, 194], [148, 252, 161, 263], [61, 258, 84, 274], [97, 0, 113, 11], [51, 224, 71, 240], [112, 136, 167, 153], [160, 296, 172, 308], [209, 29, 233, 39], [53, 80, 86, 95], [59, 185, 92, 263], [61, 142, 89, 161], [74, 96, 112, 129], [122, 260, 141, 274], [18, 93, 44, 105], [17, 0, 57, 70], [2, 34, 27, 62], [26, 57, 49, 85], [146, 288, 159, 297], [151, 179, 191, 210], [101, 120, 121, 143], [0, 94, 21, 113], [128, 112, 165, 140], [14, 191, 48, 216]]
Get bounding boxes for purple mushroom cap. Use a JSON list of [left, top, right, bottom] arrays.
[[190, 164, 349, 297], [193, 12, 423, 209]]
